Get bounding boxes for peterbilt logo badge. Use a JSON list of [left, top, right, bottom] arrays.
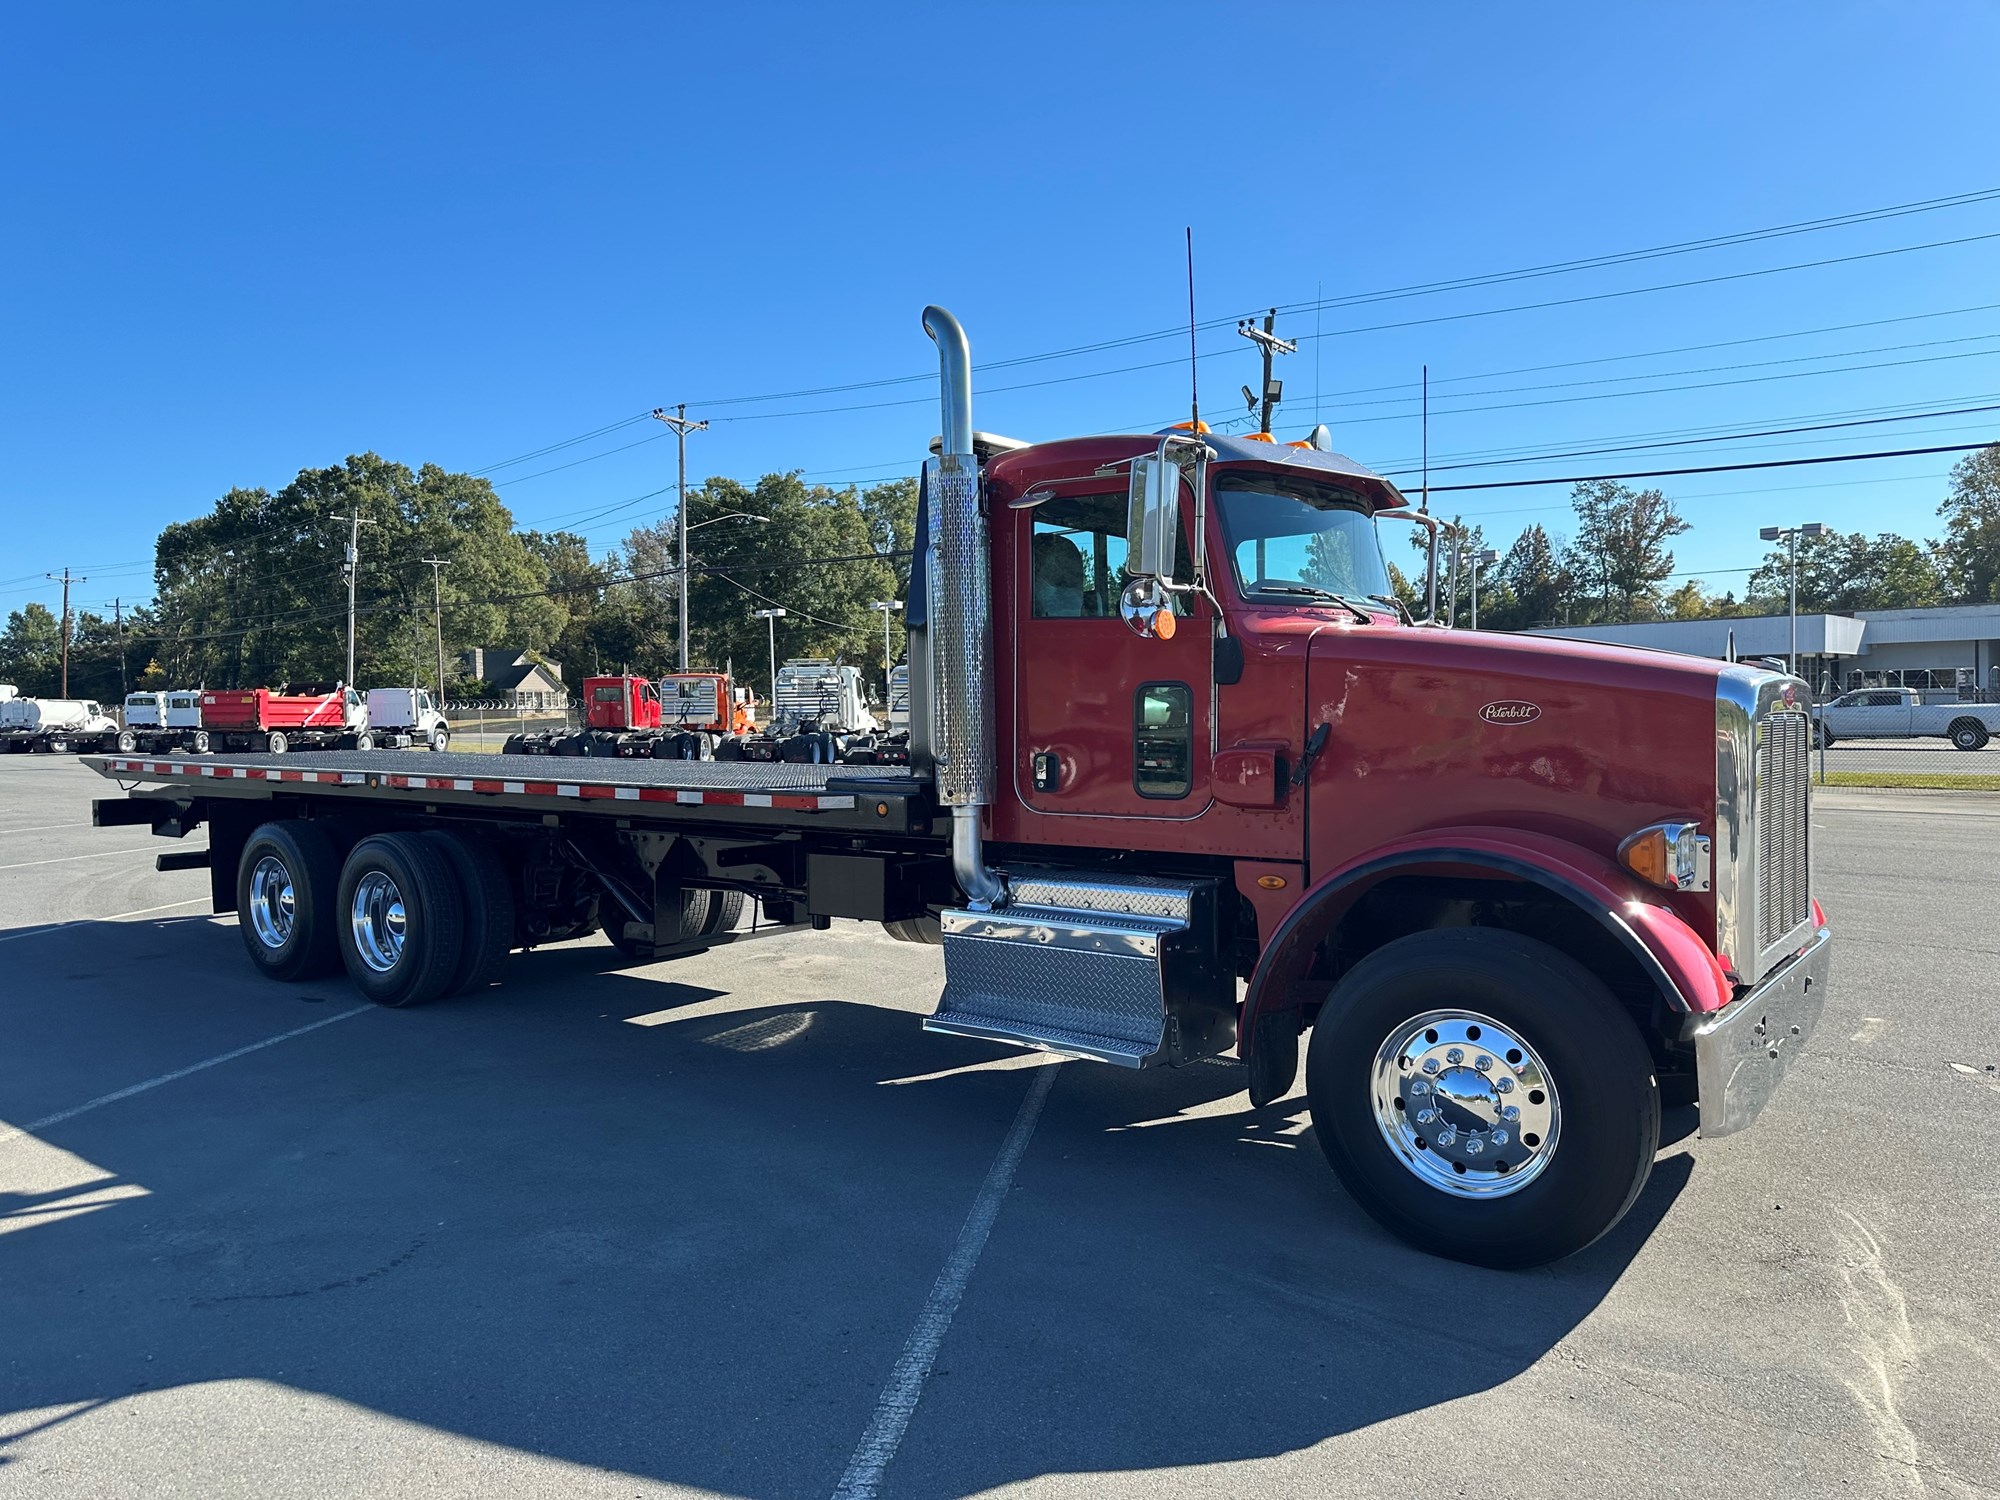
[[1479, 701, 1542, 726]]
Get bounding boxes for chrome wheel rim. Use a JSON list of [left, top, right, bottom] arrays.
[[349, 871, 408, 973], [248, 855, 297, 951], [1371, 1009, 1560, 1199]]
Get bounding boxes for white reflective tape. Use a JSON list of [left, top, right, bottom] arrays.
[[745, 794, 773, 807], [614, 787, 639, 800], [676, 790, 702, 804], [502, 781, 525, 794], [453, 779, 474, 791], [557, 785, 580, 797]]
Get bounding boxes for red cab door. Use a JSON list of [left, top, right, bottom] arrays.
[[1011, 484, 1211, 821]]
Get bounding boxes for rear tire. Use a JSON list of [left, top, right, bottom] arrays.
[[336, 833, 464, 1007], [421, 829, 515, 996], [1950, 720, 1988, 752], [1305, 927, 1659, 1270], [236, 820, 344, 981], [606, 888, 711, 962], [700, 889, 746, 935]]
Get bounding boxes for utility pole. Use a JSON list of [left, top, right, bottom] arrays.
[[1469, 550, 1499, 630], [46, 568, 84, 696], [651, 404, 709, 672], [335, 510, 378, 688], [1236, 308, 1295, 435], [422, 557, 451, 695], [113, 597, 127, 699]]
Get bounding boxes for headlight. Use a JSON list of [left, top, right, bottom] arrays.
[[1619, 821, 1712, 893]]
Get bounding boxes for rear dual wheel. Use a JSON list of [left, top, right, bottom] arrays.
[[237, 820, 345, 981], [1306, 928, 1659, 1270]]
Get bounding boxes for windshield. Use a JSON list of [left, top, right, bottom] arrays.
[[1215, 473, 1392, 607]]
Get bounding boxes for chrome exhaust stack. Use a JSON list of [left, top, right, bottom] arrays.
[[921, 305, 1005, 911]]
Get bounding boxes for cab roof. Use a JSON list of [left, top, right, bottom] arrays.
[[983, 431, 1410, 515]]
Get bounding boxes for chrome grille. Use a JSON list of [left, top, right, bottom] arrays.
[[1756, 710, 1811, 954]]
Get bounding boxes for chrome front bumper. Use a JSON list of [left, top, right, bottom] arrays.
[[1689, 923, 1832, 1138]]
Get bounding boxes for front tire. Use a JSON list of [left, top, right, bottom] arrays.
[[191, 730, 211, 754], [117, 730, 137, 753], [430, 726, 450, 752], [354, 730, 375, 751], [1305, 928, 1659, 1269], [236, 820, 344, 980], [266, 730, 289, 755], [336, 833, 465, 1007]]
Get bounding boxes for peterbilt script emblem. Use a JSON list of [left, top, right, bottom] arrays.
[[1479, 701, 1543, 726]]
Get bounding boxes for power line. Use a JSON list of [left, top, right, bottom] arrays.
[[1423, 441, 1992, 494]]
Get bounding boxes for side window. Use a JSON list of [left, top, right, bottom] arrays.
[[1134, 682, 1192, 798], [1030, 491, 1191, 619]]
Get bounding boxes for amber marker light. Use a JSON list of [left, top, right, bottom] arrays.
[[1153, 609, 1177, 640], [1618, 821, 1712, 893], [1256, 874, 1288, 891]]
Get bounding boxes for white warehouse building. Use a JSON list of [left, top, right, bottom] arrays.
[[1524, 604, 2000, 698]]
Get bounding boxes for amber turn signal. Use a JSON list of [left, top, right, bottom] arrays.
[[1618, 821, 1712, 893], [1255, 874, 1288, 891], [1153, 609, 1177, 640]]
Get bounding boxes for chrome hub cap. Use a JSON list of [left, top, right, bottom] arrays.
[[1371, 1010, 1559, 1198], [350, 871, 408, 973], [248, 856, 297, 950]]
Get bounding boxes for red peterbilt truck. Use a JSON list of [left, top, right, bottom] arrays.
[[84, 307, 1828, 1268]]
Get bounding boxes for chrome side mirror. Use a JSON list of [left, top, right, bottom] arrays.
[[1119, 576, 1178, 641], [1126, 452, 1179, 584]]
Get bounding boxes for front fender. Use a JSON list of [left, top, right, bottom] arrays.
[[1239, 826, 1732, 1106]]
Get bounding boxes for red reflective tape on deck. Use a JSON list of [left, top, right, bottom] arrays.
[[523, 782, 558, 797], [472, 780, 504, 795], [578, 784, 617, 799], [701, 791, 746, 806]]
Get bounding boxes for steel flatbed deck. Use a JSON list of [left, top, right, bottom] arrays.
[[86, 751, 936, 836]]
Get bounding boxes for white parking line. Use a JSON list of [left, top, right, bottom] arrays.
[[831, 1062, 1060, 1500], [0, 898, 211, 946], [0, 1005, 373, 1148], [0, 848, 164, 873], [0, 822, 92, 836]]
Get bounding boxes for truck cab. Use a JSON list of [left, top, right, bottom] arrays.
[[584, 675, 661, 732]]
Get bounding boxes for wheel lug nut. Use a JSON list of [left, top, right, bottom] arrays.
[[1474, 1054, 1493, 1072], [1463, 1137, 1484, 1155], [1502, 1104, 1520, 1121], [1446, 1047, 1464, 1064], [1422, 1058, 1441, 1075], [1416, 1108, 1438, 1125], [1490, 1129, 1509, 1146], [1495, 1077, 1514, 1094], [1408, 1079, 1430, 1096], [1436, 1127, 1457, 1147]]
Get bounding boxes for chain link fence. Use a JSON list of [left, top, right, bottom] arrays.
[[445, 698, 581, 753], [1808, 684, 2000, 792]]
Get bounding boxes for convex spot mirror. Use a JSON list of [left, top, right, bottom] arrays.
[[1126, 453, 1179, 584], [1120, 576, 1177, 640]]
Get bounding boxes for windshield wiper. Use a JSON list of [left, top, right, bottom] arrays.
[[1368, 592, 1415, 625], [1253, 583, 1374, 625]]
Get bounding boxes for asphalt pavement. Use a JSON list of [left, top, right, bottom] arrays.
[[2, 755, 1996, 1499]]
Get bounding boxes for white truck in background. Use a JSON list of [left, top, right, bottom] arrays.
[[1813, 686, 2000, 751], [359, 688, 452, 751], [119, 690, 210, 754], [0, 697, 120, 754]]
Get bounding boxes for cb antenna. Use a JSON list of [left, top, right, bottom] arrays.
[[1186, 227, 1200, 434]]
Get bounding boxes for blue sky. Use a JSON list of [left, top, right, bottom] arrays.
[[4, 1, 1998, 623]]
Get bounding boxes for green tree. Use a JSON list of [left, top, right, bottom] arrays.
[[1745, 530, 1943, 612], [1563, 481, 1689, 623], [1935, 445, 2000, 602], [1488, 524, 1568, 629], [0, 603, 63, 696]]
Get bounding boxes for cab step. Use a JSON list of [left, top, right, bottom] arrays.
[[925, 872, 1234, 1067]]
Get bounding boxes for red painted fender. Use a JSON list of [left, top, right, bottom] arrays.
[[1239, 826, 1733, 1093]]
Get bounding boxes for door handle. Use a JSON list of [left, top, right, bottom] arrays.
[[1032, 751, 1062, 792]]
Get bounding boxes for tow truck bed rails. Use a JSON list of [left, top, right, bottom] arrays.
[[89, 750, 932, 835]]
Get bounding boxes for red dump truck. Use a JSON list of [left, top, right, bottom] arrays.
[[86, 306, 1829, 1269], [198, 685, 365, 754]]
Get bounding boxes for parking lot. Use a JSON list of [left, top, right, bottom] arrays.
[[2, 755, 1997, 1499]]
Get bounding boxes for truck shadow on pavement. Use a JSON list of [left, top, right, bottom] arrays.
[[0, 921, 1688, 1497]]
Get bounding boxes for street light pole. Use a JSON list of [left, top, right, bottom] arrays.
[[652, 405, 709, 672], [1759, 522, 1825, 677], [1470, 548, 1499, 630], [870, 599, 903, 693], [752, 607, 786, 719]]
